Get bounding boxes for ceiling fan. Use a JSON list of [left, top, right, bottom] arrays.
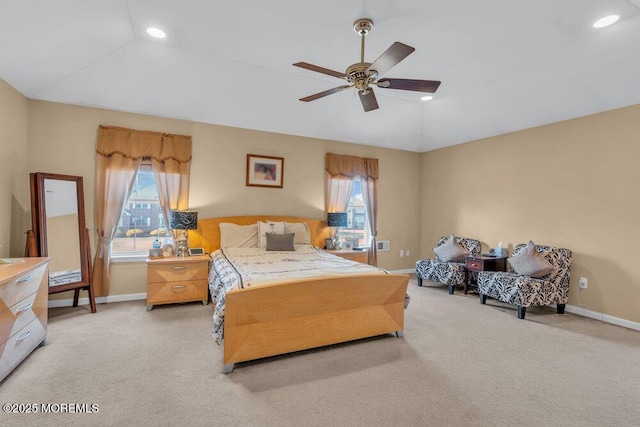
[[293, 18, 441, 112]]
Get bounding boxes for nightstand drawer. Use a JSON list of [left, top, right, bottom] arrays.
[[327, 250, 368, 264], [147, 262, 208, 284], [343, 252, 368, 263], [467, 259, 483, 270], [146, 280, 208, 305]]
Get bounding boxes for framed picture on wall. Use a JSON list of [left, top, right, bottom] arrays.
[[246, 154, 284, 188]]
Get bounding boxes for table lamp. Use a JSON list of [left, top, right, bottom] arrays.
[[327, 212, 347, 249], [170, 210, 198, 256]]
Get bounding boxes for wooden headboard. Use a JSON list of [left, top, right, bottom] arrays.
[[188, 215, 331, 254]]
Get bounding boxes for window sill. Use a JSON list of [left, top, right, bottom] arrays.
[[111, 254, 148, 263]]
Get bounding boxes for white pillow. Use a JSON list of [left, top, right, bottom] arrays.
[[284, 222, 311, 245], [257, 221, 285, 248], [508, 241, 554, 278], [433, 234, 470, 262], [219, 223, 258, 248]]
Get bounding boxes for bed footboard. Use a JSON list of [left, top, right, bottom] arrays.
[[222, 274, 409, 372]]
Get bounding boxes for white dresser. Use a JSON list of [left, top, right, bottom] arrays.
[[0, 257, 49, 381]]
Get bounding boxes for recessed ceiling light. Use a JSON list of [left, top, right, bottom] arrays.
[[593, 15, 619, 28], [421, 95, 433, 102], [146, 27, 166, 38]]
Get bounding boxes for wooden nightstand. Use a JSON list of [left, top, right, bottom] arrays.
[[327, 249, 369, 264], [146, 255, 209, 311], [464, 256, 507, 295]]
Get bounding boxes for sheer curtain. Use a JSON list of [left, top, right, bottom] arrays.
[[359, 176, 378, 266], [325, 153, 379, 265], [152, 136, 191, 231], [325, 173, 354, 213], [94, 126, 192, 296]]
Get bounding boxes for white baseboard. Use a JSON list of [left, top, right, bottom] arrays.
[[48, 293, 146, 308], [390, 269, 415, 274], [564, 304, 640, 332]]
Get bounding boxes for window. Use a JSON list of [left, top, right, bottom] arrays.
[[337, 177, 370, 248], [112, 162, 171, 255]]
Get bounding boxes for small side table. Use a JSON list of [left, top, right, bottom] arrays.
[[464, 256, 507, 294], [146, 255, 209, 311]]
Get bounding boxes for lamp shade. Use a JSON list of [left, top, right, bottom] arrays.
[[170, 210, 198, 230], [327, 212, 347, 228]]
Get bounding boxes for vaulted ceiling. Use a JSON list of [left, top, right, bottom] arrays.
[[2, 0, 639, 152]]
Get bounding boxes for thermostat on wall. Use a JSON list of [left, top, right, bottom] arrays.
[[189, 248, 205, 256]]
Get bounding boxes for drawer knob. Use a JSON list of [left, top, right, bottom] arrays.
[[171, 285, 187, 291], [17, 275, 33, 283], [171, 266, 187, 270], [16, 330, 32, 342]]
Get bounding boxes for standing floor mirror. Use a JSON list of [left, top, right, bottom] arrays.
[[29, 172, 96, 313]]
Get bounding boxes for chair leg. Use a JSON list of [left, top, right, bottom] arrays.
[[517, 306, 526, 319], [479, 293, 487, 304], [557, 303, 566, 314], [417, 277, 423, 287], [73, 288, 80, 307], [448, 285, 455, 294]]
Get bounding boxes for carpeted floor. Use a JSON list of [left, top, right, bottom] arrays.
[[2, 276, 639, 426]]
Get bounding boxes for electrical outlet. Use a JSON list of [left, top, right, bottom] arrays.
[[406, 250, 410, 257], [399, 249, 404, 257], [579, 277, 588, 289]]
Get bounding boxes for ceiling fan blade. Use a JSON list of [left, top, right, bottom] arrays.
[[376, 78, 441, 93], [359, 89, 379, 112], [366, 42, 415, 77], [300, 85, 351, 102], [293, 62, 346, 79]]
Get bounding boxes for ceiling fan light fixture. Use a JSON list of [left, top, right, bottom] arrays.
[[294, 18, 440, 112], [421, 95, 433, 101], [146, 27, 166, 38], [593, 15, 619, 28]]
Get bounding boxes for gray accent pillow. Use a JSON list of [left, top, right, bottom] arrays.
[[508, 241, 554, 277], [266, 232, 295, 251], [433, 234, 470, 262]]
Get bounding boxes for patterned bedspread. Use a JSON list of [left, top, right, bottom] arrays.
[[208, 245, 388, 344]]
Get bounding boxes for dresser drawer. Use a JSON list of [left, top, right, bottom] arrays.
[[146, 280, 208, 305], [0, 264, 47, 312], [0, 278, 48, 345], [147, 262, 208, 284], [0, 312, 47, 381]]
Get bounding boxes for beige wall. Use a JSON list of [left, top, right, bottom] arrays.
[[420, 104, 640, 324], [0, 78, 29, 258], [26, 100, 422, 299]]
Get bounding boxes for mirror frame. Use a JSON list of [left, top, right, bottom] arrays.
[[30, 172, 90, 293]]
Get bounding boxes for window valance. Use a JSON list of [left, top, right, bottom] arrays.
[[96, 125, 192, 163], [325, 152, 379, 179]]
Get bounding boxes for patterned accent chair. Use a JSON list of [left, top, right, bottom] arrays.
[[477, 243, 572, 319], [415, 236, 481, 294]]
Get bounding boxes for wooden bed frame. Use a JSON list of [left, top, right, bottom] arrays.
[[189, 216, 409, 373]]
